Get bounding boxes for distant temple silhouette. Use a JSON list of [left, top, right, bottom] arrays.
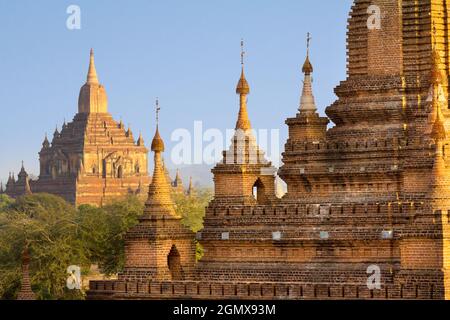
[[1, 50, 193, 206]]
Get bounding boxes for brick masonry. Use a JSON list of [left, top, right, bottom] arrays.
[[88, 0, 450, 300]]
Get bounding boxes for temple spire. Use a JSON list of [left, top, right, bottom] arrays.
[[299, 32, 317, 113], [87, 48, 99, 84], [187, 176, 194, 196], [137, 131, 144, 146], [144, 100, 177, 217], [42, 133, 50, 149], [78, 49, 108, 113], [17, 245, 36, 300], [235, 39, 252, 131]]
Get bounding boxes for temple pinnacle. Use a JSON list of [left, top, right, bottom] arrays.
[[235, 40, 252, 131], [151, 99, 164, 152], [299, 33, 317, 113], [86, 48, 99, 84]]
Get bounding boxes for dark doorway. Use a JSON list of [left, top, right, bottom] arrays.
[[252, 178, 266, 204], [167, 245, 183, 280]]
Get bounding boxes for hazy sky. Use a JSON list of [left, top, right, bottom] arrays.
[[0, 0, 353, 186]]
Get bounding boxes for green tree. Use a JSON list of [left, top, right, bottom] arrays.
[[0, 194, 14, 211], [0, 194, 87, 300], [172, 188, 213, 260], [77, 195, 144, 275]]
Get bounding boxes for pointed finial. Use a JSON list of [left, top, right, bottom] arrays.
[[87, 48, 99, 84], [155, 98, 161, 127], [151, 98, 164, 152], [240, 39, 245, 66], [236, 40, 250, 95], [21, 160, 24, 169], [302, 33, 314, 74], [307, 32, 311, 56]]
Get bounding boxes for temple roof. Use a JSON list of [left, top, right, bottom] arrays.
[[144, 125, 177, 218]]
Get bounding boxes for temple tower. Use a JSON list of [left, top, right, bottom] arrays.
[[172, 169, 184, 194], [285, 33, 329, 142], [78, 49, 108, 114], [17, 246, 36, 300], [279, 35, 329, 200], [4, 163, 32, 198], [27, 49, 151, 206], [120, 105, 196, 281], [186, 176, 195, 196], [211, 41, 277, 205]]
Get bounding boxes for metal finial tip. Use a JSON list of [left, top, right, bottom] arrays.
[[306, 32, 312, 55], [155, 98, 161, 126], [240, 39, 245, 66]]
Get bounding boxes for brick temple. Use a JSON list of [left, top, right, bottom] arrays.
[[2, 50, 151, 206], [88, 0, 450, 299]]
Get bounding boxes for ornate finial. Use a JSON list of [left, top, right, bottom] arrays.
[[236, 40, 250, 96], [302, 33, 314, 74], [21, 160, 24, 169], [306, 32, 312, 56], [240, 39, 245, 66], [151, 98, 164, 152], [155, 98, 161, 127]]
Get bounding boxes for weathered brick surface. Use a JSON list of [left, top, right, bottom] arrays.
[[88, 0, 450, 300]]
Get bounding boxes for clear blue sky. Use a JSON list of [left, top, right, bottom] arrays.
[[0, 0, 353, 186]]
